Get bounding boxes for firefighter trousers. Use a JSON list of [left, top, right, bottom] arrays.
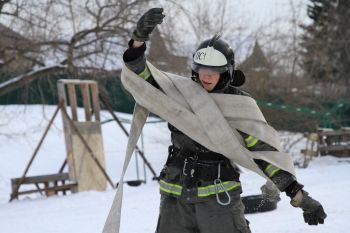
[[155, 190, 251, 233]]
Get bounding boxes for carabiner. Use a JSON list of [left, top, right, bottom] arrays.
[[183, 158, 189, 176], [214, 178, 231, 206], [214, 163, 231, 206]]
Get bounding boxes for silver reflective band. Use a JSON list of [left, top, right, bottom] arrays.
[[264, 164, 280, 178], [198, 181, 241, 197], [159, 179, 241, 198], [159, 179, 182, 196], [214, 178, 232, 205]]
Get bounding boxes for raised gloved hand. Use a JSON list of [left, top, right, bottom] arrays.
[[133, 8, 165, 42], [291, 191, 327, 225]]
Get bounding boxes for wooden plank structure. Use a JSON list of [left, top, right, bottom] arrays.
[[9, 79, 157, 201], [11, 173, 77, 197], [9, 80, 114, 201], [57, 79, 113, 192], [318, 128, 350, 157], [301, 128, 350, 167], [9, 102, 77, 201], [300, 133, 319, 168]]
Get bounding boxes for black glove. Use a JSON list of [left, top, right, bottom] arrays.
[[291, 191, 327, 225], [133, 8, 165, 41]]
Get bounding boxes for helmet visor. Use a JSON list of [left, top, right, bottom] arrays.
[[191, 62, 228, 74]]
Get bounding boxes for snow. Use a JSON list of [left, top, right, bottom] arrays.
[[1, 105, 349, 233]]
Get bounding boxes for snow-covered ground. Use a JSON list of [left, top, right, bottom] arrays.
[[0, 105, 349, 233]]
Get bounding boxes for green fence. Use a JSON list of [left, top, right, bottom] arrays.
[[0, 73, 136, 114], [1, 73, 349, 130], [257, 100, 350, 129]]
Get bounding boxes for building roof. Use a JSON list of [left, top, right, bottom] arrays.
[[0, 23, 30, 44], [239, 40, 270, 72], [0, 23, 37, 73], [148, 28, 188, 75]]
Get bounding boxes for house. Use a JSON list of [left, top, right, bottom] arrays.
[[238, 40, 271, 99], [0, 23, 38, 74], [148, 28, 189, 76]]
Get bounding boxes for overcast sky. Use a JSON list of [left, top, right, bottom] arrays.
[[235, 0, 310, 30], [151, 0, 312, 62]]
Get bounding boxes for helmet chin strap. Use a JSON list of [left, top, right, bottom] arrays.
[[191, 71, 200, 83]]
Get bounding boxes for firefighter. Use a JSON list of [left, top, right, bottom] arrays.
[[122, 8, 327, 233]]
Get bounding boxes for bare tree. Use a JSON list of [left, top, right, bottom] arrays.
[[155, 0, 251, 58], [0, 0, 150, 96], [0, 0, 12, 15]]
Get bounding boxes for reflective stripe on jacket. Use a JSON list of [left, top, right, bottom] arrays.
[[159, 179, 241, 197]]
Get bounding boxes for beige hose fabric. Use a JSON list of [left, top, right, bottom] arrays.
[[102, 62, 296, 233]]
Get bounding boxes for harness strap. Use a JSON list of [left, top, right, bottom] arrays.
[[166, 155, 239, 182]]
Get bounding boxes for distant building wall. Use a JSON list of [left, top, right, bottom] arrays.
[[0, 23, 39, 75]]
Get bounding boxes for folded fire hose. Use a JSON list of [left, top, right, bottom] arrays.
[[102, 62, 296, 233]]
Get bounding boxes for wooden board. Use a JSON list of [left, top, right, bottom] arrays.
[[67, 83, 78, 121], [90, 83, 100, 121], [15, 183, 77, 196], [301, 149, 318, 157], [318, 130, 350, 136], [319, 145, 350, 152], [80, 83, 91, 121], [11, 173, 70, 185], [57, 81, 76, 185], [70, 122, 107, 192]]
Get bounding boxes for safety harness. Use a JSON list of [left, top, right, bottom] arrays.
[[160, 133, 280, 205], [160, 145, 240, 205]]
